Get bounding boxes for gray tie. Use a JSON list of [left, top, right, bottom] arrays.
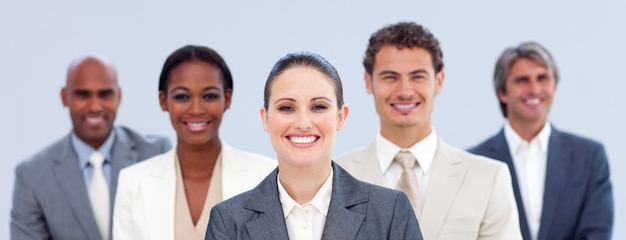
[[88, 151, 109, 240], [394, 151, 421, 217]]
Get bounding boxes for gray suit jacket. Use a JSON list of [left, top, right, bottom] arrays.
[[11, 126, 172, 240], [206, 162, 423, 240]]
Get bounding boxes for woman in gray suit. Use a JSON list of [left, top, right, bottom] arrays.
[[206, 51, 423, 240]]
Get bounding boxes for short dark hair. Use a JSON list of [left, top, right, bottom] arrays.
[[263, 51, 343, 110], [363, 21, 444, 75], [494, 42, 559, 117], [158, 45, 233, 94]]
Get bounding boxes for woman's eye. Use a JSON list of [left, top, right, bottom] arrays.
[[312, 105, 328, 111], [173, 94, 189, 101], [278, 106, 294, 112], [204, 93, 219, 100]]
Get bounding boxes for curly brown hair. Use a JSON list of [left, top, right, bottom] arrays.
[[363, 22, 444, 75]]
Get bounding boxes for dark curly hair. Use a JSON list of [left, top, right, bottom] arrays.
[[363, 22, 444, 75]]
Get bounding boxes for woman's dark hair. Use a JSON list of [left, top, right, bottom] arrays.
[[263, 51, 343, 110], [158, 45, 233, 93]]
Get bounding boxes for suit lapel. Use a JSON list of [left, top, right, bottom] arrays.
[[52, 135, 100, 240], [537, 128, 569, 240], [419, 139, 468, 240], [321, 163, 366, 240], [110, 128, 139, 206], [142, 152, 177, 239], [243, 169, 289, 240], [488, 130, 531, 240]]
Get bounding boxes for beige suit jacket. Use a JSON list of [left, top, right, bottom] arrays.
[[336, 138, 522, 240], [112, 141, 277, 240]]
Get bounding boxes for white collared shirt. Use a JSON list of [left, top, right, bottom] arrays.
[[277, 170, 333, 240], [375, 128, 438, 212], [504, 121, 551, 240]]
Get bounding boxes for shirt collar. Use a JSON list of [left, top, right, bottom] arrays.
[[504, 120, 551, 154], [71, 129, 116, 168], [277, 169, 334, 218], [376, 128, 438, 175]]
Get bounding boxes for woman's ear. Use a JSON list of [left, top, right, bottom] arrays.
[[158, 91, 168, 111], [260, 107, 270, 133], [224, 88, 233, 112], [336, 104, 349, 131]]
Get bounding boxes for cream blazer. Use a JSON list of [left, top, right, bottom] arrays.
[[336, 138, 522, 240], [112, 142, 277, 240]]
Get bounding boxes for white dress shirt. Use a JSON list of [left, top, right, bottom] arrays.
[[278, 169, 333, 240], [504, 121, 551, 240], [375, 128, 437, 213]]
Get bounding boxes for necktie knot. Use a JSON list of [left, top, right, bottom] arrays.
[[394, 151, 416, 169], [89, 151, 105, 168]]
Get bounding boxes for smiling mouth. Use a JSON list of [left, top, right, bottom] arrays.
[[288, 136, 319, 145], [85, 116, 104, 125], [525, 98, 541, 105], [185, 121, 209, 131], [391, 102, 419, 113]]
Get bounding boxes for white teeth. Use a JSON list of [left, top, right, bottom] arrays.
[[86, 117, 103, 123], [188, 122, 206, 127], [187, 122, 207, 131], [526, 98, 540, 105], [394, 104, 415, 110], [290, 136, 316, 144]]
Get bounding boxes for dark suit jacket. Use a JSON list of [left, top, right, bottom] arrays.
[[468, 126, 613, 240], [11, 126, 172, 240], [206, 162, 423, 240]]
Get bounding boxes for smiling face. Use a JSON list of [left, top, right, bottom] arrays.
[[366, 45, 443, 139], [261, 66, 348, 169], [159, 61, 231, 147], [62, 57, 121, 149], [499, 58, 556, 127]]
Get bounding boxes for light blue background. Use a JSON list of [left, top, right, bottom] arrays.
[[1, 0, 624, 238]]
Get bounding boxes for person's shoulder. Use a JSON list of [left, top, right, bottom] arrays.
[[553, 127, 604, 149], [119, 150, 172, 177], [336, 147, 367, 159], [335, 142, 374, 165], [335, 163, 402, 199], [16, 135, 70, 172], [363, 180, 403, 197], [222, 142, 277, 166], [116, 126, 171, 148], [467, 131, 503, 153], [211, 187, 257, 222], [442, 142, 508, 170]]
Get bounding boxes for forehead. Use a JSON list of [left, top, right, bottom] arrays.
[[373, 45, 434, 73], [270, 66, 335, 99], [67, 59, 118, 89], [508, 58, 550, 77], [167, 61, 222, 88]]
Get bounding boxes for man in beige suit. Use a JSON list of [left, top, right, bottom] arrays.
[[336, 22, 522, 240]]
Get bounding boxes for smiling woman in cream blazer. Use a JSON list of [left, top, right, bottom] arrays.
[[113, 45, 276, 240]]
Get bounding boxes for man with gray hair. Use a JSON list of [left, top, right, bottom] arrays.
[[469, 42, 613, 240], [11, 55, 172, 240]]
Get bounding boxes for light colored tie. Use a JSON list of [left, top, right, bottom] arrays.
[[88, 151, 110, 240], [394, 151, 421, 217]]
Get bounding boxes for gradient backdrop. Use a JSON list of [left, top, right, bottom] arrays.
[[1, 0, 624, 238]]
